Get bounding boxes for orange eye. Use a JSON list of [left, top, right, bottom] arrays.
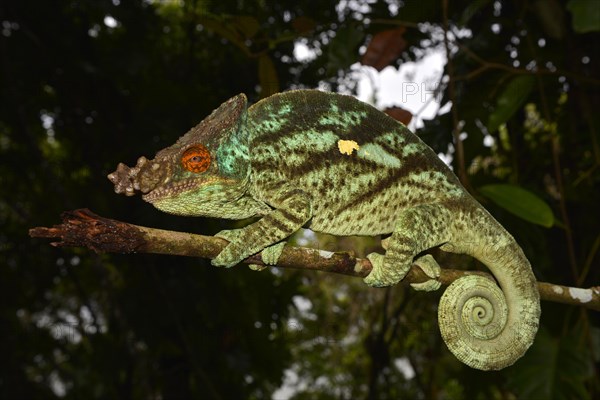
[[181, 145, 211, 173]]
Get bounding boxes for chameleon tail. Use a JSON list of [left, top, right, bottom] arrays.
[[437, 201, 541, 370]]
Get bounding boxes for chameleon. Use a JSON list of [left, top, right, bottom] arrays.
[[108, 90, 540, 370]]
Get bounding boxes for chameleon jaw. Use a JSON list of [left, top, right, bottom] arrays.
[[141, 177, 203, 203], [142, 175, 241, 203]]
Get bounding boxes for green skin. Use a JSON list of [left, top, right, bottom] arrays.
[[108, 90, 540, 370]]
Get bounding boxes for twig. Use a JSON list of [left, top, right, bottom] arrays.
[[368, 19, 422, 29], [454, 41, 600, 85], [29, 209, 600, 311]]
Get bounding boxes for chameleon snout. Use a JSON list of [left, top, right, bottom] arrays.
[[108, 156, 162, 197], [108, 162, 139, 196]]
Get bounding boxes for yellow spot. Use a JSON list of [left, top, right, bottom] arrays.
[[338, 139, 360, 155]]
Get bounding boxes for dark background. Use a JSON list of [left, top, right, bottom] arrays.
[[1, 0, 598, 398]]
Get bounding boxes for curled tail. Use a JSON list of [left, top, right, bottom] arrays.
[[438, 200, 541, 370]]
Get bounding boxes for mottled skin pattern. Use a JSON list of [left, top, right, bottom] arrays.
[[108, 90, 540, 370]]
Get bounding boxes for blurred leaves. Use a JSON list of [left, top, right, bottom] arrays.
[[567, 0, 600, 33], [258, 54, 279, 97], [291, 16, 316, 35], [532, 0, 567, 39], [361, 27, 407, 71], [459, 0, 492, 26], [326, 24, 365, 74], [487, 75, 535, 133], [507, 326, 594, 400], [197, 13, 260, 54], [384, 106, 413, 126]]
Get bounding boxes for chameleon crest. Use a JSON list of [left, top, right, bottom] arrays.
[[108, 90, 540, 370]]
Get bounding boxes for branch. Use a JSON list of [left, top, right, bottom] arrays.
[[29, 209, 600, 311], [454, 41, 600, 85]]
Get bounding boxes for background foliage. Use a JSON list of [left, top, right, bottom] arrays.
[[1, 0, 598, 398]]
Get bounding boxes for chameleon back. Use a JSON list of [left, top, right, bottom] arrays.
[[247, 90, 467, 236]]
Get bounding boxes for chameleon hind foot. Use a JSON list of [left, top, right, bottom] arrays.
[[410, 254, 441, 292], [364, 252, 441, 290]]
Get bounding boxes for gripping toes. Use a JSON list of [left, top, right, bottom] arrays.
[[410, 254, 442, 292], [364, 253, 386, 287], [215, 228, 244, 242], [212, 229, 246, 267], [212, 246, 242, 268], [364, 252, 408, 287], [212, 230, 286, 270]]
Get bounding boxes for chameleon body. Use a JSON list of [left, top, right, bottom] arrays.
[[108, 90, 540, 370]]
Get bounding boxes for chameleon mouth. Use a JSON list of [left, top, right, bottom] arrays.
[[141, 178, 201, 203], [141, 176, 230, 203]]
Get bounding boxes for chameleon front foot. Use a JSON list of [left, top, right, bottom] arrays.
[[212, 229, 246, 268], [214, 229, 239, 242], [213, 229, 285, 271], [410, 254, 442, 292]]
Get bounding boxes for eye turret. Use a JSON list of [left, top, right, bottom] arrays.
[[181, 144, 211, 173]]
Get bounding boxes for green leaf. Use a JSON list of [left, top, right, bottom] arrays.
[[532, 0, 567, 39], [567, 0, 600, 33], [198, 14, 246, 51], [230, 16, 260, 39], [197, 14, 260, 54], [479, 184, 554, 227], [459, 0, 492, 26], [487, 76, 535, 133], [258, 54, 279, 98], [327, 25, 365, 74]]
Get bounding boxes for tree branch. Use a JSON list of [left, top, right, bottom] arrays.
[[29, 209, 600, 311], [453, 41, 600, 85]]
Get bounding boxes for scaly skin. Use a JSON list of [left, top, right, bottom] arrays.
[[108, 90, 540, 370]]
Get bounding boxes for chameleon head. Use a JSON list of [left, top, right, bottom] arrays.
[[107, 94, 251, 216]]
